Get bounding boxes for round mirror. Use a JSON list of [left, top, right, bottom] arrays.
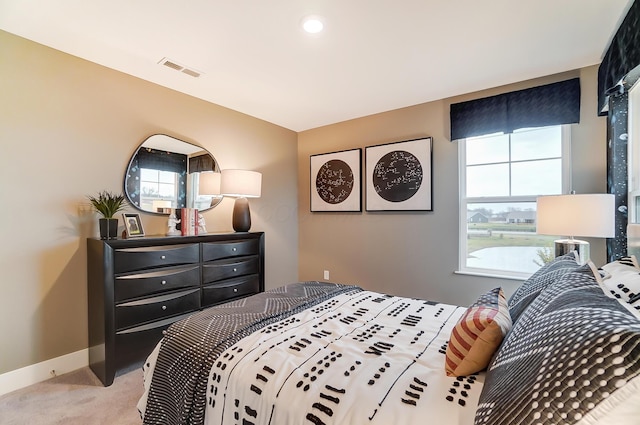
[[124, 134, 223, 215]]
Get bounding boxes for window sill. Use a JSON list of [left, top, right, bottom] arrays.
[[454, 269, 529, 281]]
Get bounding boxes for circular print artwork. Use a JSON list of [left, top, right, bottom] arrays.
[[316, 159, 354, 204], [372, 150, 423, 202]]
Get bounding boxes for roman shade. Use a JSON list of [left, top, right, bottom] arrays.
[[136, 148, 187, 174], [450, 78, 581, 141], [598, 0, 640, 115]]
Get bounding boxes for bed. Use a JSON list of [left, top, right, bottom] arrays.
[[137, 253, 640, 425]]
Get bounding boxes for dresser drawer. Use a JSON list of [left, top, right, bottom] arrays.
[[114, 244, 199, 273], [115, 312, 193, 370], [202, 275, 260, 306], [115, 265, 200, 302], [115, 289, 200, 330], [202, 239, 259, 262], [202, 257, 259, 284]]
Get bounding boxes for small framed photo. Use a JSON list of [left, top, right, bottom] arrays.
[[365, 137, 433, 211], [310, 148, 362, 212], [122, 213, 145, 238]]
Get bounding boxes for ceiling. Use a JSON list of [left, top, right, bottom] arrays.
[[0, 0, 633, 132]]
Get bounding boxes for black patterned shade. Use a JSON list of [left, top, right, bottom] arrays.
[[598, 0, 640, 115], [136, 148, 187, 173], [450, 78, 581, 141]]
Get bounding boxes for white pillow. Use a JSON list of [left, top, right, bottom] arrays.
[[601, 255, 640, 303]]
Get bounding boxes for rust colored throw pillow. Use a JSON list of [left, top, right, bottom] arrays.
[[445, 287, 512, 377]]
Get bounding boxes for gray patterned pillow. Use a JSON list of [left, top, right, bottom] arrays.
[[475, 264, 640, 425], [508, 252, 579, 324]]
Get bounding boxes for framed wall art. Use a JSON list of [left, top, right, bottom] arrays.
[[310, 148, 362, 212], [122, 212, 145, 237], [365, 137, 433, 211]]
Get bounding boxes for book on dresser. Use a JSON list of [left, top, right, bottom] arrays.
[[86, 232, 265, 386]]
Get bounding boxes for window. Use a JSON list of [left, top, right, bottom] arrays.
[[139, 168, 179, 211], [629, 81, 640, 224], [459, 125, 570, 278]]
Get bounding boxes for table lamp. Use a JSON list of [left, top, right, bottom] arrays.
[[199, 171, 221, 195], [536, 193, 615, 265], [199, 171, 222, 207], [151, 200, 172, 214], [220, 169, 262, 232]]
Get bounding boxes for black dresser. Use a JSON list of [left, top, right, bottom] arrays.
[[87, 232, 264, 386]]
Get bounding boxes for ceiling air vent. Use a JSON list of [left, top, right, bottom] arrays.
[[181, 68, 201, 78], [158, 58, 202, 78]]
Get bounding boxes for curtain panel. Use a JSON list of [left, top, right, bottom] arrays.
[[450, 78, 580, 141], [597, 1, 640, 260], [188, 154, 215, 173], [598, 0, 640, 115]]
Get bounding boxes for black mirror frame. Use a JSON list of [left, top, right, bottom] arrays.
[[124, 134, 222, 215]]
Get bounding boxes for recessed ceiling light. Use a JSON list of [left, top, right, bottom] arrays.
[[302, 15, 324, 34]]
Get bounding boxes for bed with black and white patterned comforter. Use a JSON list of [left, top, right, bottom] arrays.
[[138, 281, 482, 425]]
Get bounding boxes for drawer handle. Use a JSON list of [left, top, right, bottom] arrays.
[[162, 305, 167, 310], [161, 280, 167, 285], [161, 255, 166, 260], [233, 268, 237, 272], [232, 247, 237, 252], [162, 330, 167, 336], [233, 288, 238, 293]]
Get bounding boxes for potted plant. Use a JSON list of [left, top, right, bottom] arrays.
[[87, 191, 127, 239]]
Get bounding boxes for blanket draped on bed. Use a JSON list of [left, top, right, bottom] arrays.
[[201, 288, 480, 425], [142, 282, 361, 425]]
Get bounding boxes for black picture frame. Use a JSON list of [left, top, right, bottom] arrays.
[[122, 213, 145, 237], [310, 148, 362, 212], [365, 137, 433, 211]]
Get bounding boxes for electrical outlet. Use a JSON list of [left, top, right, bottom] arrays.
[[323, 270, 330, 280]]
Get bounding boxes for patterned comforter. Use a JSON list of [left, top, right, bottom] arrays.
[[138, 282, 483, 425]]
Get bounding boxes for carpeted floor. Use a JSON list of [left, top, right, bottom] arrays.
[[0, 366, 144, 425]]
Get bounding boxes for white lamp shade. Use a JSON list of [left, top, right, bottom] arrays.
[[199, 171, 221, 195], [220, 169, 262, 198], [152, 200, 172, 210], [536, 194, 615, 238]]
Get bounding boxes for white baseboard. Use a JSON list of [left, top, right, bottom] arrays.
[[0, 349, 89, 397]]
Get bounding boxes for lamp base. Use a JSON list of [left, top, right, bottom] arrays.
[[554, 238, 590, 265], [232, 197, 251, 232]]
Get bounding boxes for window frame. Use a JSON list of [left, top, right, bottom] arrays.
[[457, 125, 572, 279], [139, 167, 180, 210], [628, 82, 640, 224]]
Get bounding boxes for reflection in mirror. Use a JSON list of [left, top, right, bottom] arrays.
[[124, 134, 223, 215]]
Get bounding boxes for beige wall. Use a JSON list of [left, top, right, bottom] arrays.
[[298, 66, 607, 306], [0, 27, 609, 377], [0, 30, 298, 374]]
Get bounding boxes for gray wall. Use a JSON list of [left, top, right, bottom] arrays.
[[297, 66, 607, 307], [0, 30, 299, 374]]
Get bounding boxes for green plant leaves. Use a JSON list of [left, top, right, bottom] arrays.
[[87, 190, 127, 218]]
